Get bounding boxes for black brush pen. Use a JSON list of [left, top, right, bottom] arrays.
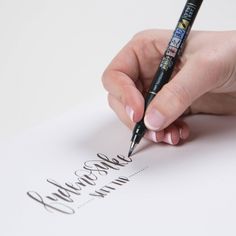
[[128, 0, 203, 157]]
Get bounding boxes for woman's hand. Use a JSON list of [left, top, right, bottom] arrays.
[[102, 30, 236, 145]]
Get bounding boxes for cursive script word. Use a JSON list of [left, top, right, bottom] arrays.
[[89, 176, 129, 198], [27, 153, 132, 214]]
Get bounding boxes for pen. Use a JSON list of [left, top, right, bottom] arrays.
[[128, 0, 203, 157]]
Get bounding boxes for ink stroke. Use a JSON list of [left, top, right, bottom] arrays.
[[27, 153, 148, 215]]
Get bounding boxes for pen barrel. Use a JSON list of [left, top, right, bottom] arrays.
[[130, 0, 203, 147], [131, 121, 146, 144], [148, 0, 203, 95], [188, 0, 203, 7]]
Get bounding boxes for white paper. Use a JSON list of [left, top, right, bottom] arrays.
[[1, 100, 236, 236]]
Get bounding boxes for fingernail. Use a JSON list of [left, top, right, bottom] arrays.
[[125, 106, 134, 122], [179, 127, 189, 140], [144, 108, 166, 131], [146, 131, 158, 143], [179, 128, 184, 139], [163, 132, 173, 145]]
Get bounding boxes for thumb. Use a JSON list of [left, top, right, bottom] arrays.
[[144, 57, 220, 131]]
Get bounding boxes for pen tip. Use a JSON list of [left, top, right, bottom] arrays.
[[128, 149, 132, 157], [128, 141, 136, 157]]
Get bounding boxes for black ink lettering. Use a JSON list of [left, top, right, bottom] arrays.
[[74, 169, 98, 186], [89, 190, 107, 198], [79, 177, 96, 186], [117, 176, 129, 183], [47, 179, 81, 195], [97, 153, 125, 167], [103, 185, 116, 190], [89, 176, 130, 199], [110, 176, 129, 187], [65, 182, 82, 192], [111, 180, 123, 186], [27, 153, 134, 214], [74, 179, 87, 188], [47, 189, 74, 202], [116, 154, 132, 163], [46, 195, 57, 201], [27, 191, 75, 214], [83, 161, 110, 175]]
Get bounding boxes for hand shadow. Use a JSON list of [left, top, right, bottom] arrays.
[[80, 114, 236, 156], [186, 114, 236, 141]]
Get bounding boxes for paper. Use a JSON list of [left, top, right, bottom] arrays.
[[1, 100, 236, 236]]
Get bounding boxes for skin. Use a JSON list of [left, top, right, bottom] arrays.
[[102, 30, 236, 145]]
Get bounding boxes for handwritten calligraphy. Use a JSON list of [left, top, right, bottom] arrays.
[[27, 153, 133, 214]]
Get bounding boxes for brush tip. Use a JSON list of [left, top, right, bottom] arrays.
[[128, 141, 136, 157], [128, 150, 132, 157]]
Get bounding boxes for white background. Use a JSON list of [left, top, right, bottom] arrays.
[[0, 0, 236, 139]]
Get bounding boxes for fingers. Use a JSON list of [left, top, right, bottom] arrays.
[[108, 93, 134, 130], [145, 119, 190, 145], [144, 54, 223, 131], [109, 92, 189, 145], [102, 42, 145, 122], [102, 30, 171, 123], [108, 92, 165, 145], [104, 70, 145, 122]]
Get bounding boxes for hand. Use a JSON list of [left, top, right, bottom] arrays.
[[102, 30, 236, 145]]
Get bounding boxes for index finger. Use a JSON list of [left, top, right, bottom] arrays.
[[102, 41, 145, 122]]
